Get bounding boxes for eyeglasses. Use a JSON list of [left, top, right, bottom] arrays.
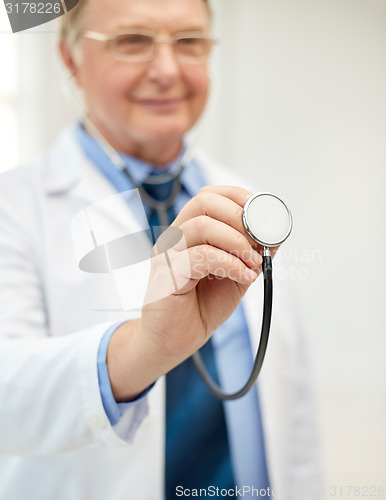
[[83, 29, 215, 64]]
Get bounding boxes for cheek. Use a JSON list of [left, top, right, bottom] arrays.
[[185, 66, 209, 96], [80, 59, 143, 109], [184, 67, 210, 113], [107, 66, 145, 98]]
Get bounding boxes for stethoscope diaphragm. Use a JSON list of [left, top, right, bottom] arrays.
[[242, 192, 293, 248]]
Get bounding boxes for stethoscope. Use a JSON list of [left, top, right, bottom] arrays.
[[62, 72, 293, 401], [193, 192, 293, 400]]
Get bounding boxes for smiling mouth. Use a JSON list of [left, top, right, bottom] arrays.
[[134, 98, 185, 107]]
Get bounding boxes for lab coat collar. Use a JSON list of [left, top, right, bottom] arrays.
[[42, 125, 206, 203], [42, 126, 87, 195]]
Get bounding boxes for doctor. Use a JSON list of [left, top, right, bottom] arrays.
[[0, 0, 321, 498]]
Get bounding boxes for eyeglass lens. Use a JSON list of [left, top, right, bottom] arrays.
[[113, 33, 211, 62]]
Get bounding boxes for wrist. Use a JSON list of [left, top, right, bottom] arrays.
[[106, 319, 160, 402]]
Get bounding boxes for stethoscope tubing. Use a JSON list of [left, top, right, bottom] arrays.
[[191, 251, 273, 400]]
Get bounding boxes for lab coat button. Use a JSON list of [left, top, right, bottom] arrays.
[[86, 411, 107, 430]]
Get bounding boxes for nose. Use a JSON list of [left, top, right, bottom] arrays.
[[146, 42, 181, 86]]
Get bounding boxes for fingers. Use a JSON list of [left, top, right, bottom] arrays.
[[144, 241, 258, 304], [198, 185, 253, 207], [177, 245, 259, 287], [175, 216, 262, 270], [146, 185, 281, 301], [173, 186, 284, 258], [173, 188, 257, 248]]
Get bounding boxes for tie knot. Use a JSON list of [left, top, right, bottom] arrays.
[[142, 172, 175, 202]]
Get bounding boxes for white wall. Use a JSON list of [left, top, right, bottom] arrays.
[[204, 0, 386, 492], [1, 0, 385, 495], [15, 27, 75, 165]]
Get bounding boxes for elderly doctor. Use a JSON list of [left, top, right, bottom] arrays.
[[0, 0, 321, 499]]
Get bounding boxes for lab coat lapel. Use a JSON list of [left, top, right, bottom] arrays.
[[45, 126, 145, 236], [43, 127, 151, 323]]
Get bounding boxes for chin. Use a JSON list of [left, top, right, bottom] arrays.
[[143, 121, 192, 140]]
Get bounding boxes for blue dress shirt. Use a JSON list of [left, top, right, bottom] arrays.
[[75, 123, 270, 494]]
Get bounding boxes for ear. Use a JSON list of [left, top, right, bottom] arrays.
[[59, 38, 81, 84]]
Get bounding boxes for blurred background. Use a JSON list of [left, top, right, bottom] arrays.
[[1, 0, 385, 496]]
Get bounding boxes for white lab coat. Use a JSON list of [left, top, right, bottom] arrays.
[[0, 127, 322, 500]]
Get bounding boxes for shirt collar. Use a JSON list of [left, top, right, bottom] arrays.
[[75, 122, 206, 199]]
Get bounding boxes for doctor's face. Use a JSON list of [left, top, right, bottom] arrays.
[[66, 0, 211, 163]]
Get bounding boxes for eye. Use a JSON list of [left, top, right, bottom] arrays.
[[115, 34, 153, 55], [178, 37, 197, 44], [177, 37, 202, 46], [175, 36, 210, 58]]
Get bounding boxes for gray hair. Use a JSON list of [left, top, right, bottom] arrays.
[[60, 0, 88, 53], [60, 0, 210, 55]]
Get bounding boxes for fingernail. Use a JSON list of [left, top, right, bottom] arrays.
[[250, 248, 263, 266], [244, 268, 258, 282]]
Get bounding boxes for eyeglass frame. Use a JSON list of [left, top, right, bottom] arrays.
[[83, 28, 216, 64]]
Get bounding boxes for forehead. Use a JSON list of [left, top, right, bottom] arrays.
[[84, 0, 210, 32]]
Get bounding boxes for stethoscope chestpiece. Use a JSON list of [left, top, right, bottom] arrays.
[[242, 192, 293, 248]]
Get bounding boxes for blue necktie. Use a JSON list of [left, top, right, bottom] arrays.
[[141, 173, 236, 499]]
